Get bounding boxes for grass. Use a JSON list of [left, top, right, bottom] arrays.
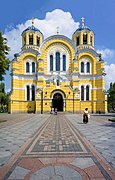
[[108, 118, 115, 122]]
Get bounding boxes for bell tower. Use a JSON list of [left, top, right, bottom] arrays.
[[72, 17, 94, 50], [21, 18, 44, 51]]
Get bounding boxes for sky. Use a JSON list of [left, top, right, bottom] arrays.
[[0, 0, 115, 91]]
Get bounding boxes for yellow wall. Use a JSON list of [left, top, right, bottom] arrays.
[[10, 31, 107, 114]]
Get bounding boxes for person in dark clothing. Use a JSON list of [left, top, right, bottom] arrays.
[[83, 108, 89, 123]]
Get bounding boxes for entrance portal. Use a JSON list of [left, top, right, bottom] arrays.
[[52, 93, 63, 111]]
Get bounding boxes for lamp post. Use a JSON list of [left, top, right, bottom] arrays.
[[73, 91, 75, 114], [37, 88, 43, 114], [41, 90, 43, 114]]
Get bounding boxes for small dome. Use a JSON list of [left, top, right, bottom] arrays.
[[73, 26, 91, 35], [22, 26, 43, 35], [23, 26, 40, 32], [76, 26, 91, 32], [22, 18, 42, 35], [73, 17, 92, 35]]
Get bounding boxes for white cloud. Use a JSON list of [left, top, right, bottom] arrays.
[[4, 9, 115, 91], [105, 63, 115, 90], [97, 48, 115, 89], [4, 9, 79, 59], [97, 48, 114, 59]]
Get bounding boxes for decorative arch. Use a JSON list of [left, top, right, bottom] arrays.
[[51, 90, 66, 111], [50, 89, 66, 99], [79, 55, 92, 74], [24, 83, 36, 101], [39, 36, 76, 74], [24, 56, 36, 74], [45, 42, 74, 74], [80, 84, 92, 101]]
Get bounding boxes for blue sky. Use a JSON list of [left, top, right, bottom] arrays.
[[0, 0, 115, 91]]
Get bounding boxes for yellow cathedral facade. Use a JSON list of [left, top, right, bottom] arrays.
[[9, 18, 107, 114]]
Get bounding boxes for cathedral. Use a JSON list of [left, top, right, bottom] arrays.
[[9, 18, 107, 114]]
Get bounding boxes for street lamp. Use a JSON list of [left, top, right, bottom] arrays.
[[73, 91, 75, 114], [37, 88, 43, 114]]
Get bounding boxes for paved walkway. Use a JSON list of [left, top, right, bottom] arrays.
[[0, 113, 115, 179]]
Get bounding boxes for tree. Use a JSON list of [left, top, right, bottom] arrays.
[[0, 31, 10, 81], [107, 82, 115, 112], [0, 83, 9, 112]]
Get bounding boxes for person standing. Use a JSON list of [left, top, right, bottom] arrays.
[[83, 108, 89, 123], [54, 108, 57, 115]]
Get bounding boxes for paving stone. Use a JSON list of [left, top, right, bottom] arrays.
[[34, 166, 55, 177], [70, 158, 95, 169], [8, 166, 30, 179], [55, 166, 82, 179], [66, 114, 115, 168], [30, 172, 50, 180], [0, 113, 115, 180]]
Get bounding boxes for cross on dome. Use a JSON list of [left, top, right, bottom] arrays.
[[32, 18, 34, 27], [81, 17, 85, 27], [56, 26, 59, 34]]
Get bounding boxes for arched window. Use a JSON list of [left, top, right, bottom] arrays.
[[76, 36, 80, 46], [32, 85, 35, 101], [29, 34, 33, 45], [63, 55, 66, 71], [86, 85, 89, 101], [50, 55, 53, 71], [32, 62, 35, 73], [56, 52, 60, 71], [83, 34, 87, 44], [81, 62, 84, 73], [37, 36, 40, 46], [81, 86, 84, 100], [27, 86, 30, 101], [26, 62, 30, 73], [57, 80, 60, 86], [86, 62, 90, 73]]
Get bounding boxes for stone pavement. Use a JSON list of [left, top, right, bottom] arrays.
[[0, 113, 115, 180]]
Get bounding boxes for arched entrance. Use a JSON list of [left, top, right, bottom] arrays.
[[52, 93, 63, 111]]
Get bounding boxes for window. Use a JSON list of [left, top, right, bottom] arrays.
[[29, 34, 33, 45], [57, 80, 60, 86], [32, 62, 35, 73], [76, 36, 80, 46], [32, 85, 35, 101], [27, 86, 30, 101], [23, 36, 26, 45], [63, 55, 66, 71], [83, 34, 87, 44], [81, 86, 84, 100], [86, 85, 89, 101], [37, 36, 40, 46], [90, 36, 93, 45], [26, 62, 30, 73], [81, 62, 84, 73], [56, 52, 60, 71], [86, 62, 90, 73], [50, 55, 53, 71]]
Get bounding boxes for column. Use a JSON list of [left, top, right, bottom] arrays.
[[26, 33, 29, 45]]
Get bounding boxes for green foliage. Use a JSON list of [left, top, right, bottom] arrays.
[[0, 31, 10, 81], [107, 82, 115, 112], [0, 82, 9, 112], [0, 82, 5, 93]]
